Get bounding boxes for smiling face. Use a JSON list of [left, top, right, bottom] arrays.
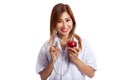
[[50, 3, 76, 42], [55, 12, 73, 38]]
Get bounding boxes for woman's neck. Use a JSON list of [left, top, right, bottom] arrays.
[[58, 34, 69, 41]]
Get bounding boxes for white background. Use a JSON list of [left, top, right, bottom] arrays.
[[0, 0, 120, 80]]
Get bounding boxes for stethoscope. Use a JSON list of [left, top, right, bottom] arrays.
[[52, 41, 70, 79]]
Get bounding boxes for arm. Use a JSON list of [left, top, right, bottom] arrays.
[[68, 47, 95, 78], [39, 45, 60, 80], [39, 59, 53, 80], [73, 57, 95, 78]]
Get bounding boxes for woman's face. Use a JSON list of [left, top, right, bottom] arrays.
[[55, 12, 73, 37]]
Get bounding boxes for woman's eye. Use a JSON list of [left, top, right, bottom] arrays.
[[57, 20, 62, 23], [66, 19, 70, 22]]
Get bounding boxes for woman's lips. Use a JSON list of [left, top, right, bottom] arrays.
[[61, 29, 68, 32]]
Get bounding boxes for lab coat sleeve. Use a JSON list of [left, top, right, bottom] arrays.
[[35, 43, 49, 74], [83, 39, 97, 71]]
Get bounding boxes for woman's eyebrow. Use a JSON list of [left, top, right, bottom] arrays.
[[58, 17, 71, 20]]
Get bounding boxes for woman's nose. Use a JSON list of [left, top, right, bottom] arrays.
[[62, 21, 67, 28]]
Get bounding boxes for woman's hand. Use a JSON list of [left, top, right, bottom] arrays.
[[49, 45, 60, 62], [68, 47, 80, 63]]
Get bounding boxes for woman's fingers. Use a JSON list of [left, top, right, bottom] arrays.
[[67, 47, 80, 63], [68, 47, 79, 54], [49, 45, 60, 61]]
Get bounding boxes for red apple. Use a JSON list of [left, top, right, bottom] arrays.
[[67, 40, 77, 48]]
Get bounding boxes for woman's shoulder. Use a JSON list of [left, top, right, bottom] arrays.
[[42, 39, 51, 47], [80, 37, 91, 47], [81, 37, 89, 44], [81, 37, 94, 51]]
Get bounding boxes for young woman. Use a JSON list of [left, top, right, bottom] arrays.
[[36, 3, 97, 80]]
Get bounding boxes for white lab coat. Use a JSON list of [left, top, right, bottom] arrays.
[[35, 35, 97, 80]]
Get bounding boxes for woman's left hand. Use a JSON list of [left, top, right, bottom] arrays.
[[67, 47, 80, 63]]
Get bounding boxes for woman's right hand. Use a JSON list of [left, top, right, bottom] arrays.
[[49, 45, 60, 62]]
